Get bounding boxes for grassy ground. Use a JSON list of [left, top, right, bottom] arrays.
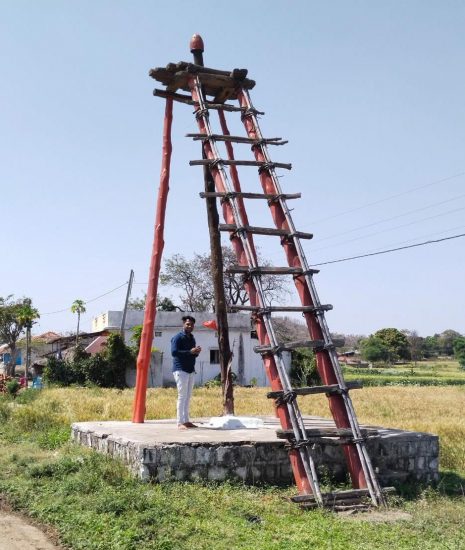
[[343, 358, 465, 386], [1, 385, 465, 549]]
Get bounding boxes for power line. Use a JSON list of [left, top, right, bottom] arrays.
[[311, 232, 465, 267], [310, 204, 465, 253], [361, 224, 465, 256], [308, 171, 465, 226], [315, 191, 465, 243], [41, 282, 128, 315]]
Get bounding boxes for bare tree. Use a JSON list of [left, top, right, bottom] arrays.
[[160, 248, 290, 312]]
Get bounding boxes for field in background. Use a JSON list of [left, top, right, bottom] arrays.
[[343, 358, 465, 387]]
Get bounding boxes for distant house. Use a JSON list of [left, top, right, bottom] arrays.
[[92, 310, 290, 387]]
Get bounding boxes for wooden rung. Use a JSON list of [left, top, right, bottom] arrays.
[[267, 381, 363, 398], [277, 427, 373, 440], [187, 133, 288, 146], [153, 89, 265, 114], [219, 223, 313, 240], [291, 487, 395, 504], [225, 265, 319, 276], [199, 191, 302, 201], [230, 304, 333, 314], [189, 159, 292, 170], [226, 266, 305, 276], [254, 339, 325, 354], [314, 338, 345, 350]]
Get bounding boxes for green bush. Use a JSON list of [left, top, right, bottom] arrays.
[[289, 348, 320, 387], [6, 379, 21, 398], [43, 334, 134, 388]]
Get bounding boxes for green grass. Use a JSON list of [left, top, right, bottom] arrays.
[[343, 358, 465, 386], [1, 386, 465, 549]]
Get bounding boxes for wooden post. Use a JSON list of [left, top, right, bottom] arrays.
[[190, 34, 234, 414], [132, 97, 173, 423]]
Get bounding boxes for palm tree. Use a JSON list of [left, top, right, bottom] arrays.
[[71, 299, 86, 346], [13, 298, 39, 384]]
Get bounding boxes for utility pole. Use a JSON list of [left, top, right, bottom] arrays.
[[191, 34, 234, 415], [120, 269, 135, 342]]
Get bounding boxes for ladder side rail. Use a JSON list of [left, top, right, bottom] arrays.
[[188, 76, 321, 499], [236, 91, 375, 468], [238, 87, 385, 505], [236, 88, 384, 503], [217, 98, 324, 501], [236, 87, 376, 492]]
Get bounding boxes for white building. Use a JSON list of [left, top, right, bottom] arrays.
[[92, 310, 290, 387]]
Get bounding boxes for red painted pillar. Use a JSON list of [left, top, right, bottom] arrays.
[[132, 97, 173, 423]]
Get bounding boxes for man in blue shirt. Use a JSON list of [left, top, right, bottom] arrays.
[[171, 315, 201, 429]]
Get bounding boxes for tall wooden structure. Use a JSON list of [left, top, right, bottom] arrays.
[[132, 35, 390, 509]]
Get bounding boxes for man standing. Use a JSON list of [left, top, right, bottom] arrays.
[[171, 315, 201, 429]]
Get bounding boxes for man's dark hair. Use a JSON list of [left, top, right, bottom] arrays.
[[182, 315, 196, 324]]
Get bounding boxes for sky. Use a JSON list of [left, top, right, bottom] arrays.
[[1, 1, 464, 338]]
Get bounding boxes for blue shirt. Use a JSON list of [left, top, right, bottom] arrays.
[[171, 330, 197, 373]]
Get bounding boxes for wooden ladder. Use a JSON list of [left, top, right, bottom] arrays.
[[150, 42, 391, 510]]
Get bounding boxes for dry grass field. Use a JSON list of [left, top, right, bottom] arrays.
[[13, 384, 465, 472]]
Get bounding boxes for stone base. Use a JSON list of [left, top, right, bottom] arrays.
[[71, 416, 439, 486]]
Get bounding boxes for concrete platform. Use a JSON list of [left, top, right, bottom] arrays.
[[72, 416, 439, 486]]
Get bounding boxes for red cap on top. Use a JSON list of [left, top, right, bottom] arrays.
[[190, 34, 204, 53]]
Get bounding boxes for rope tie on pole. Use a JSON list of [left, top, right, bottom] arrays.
[[275, 390, 297, 406]]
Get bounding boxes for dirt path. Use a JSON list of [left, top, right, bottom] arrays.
[[0, 510, 62, 550]]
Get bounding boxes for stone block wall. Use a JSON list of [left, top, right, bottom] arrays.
[[71, 425, 439, 486]]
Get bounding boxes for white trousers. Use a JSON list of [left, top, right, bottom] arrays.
[[173, 370, 195, 424]]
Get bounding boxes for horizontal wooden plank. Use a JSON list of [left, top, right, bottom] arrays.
[[186, 133, 288, 146], [150, 64, 256, 96], [254, 339, 325, 354], [199, 191, 302, 200], [219, 223, 313, 240], [277, 427, 374, 441], [230, 304, 333, 313], [190, 159, 292, 170], [225, 265, 319, 275], [267, 381, 363, 398], [291, 487, 395, 504], [153, 89, 265, 114], [226, 266, 305, 276]]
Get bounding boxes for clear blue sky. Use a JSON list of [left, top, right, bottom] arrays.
[[1, 1, 464, 337]]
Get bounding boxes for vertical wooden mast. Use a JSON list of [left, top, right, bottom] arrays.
[[132, 97, 173, 423], [191, 34, 234, 414]]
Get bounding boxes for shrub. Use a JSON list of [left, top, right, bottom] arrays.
[[6, 379, 21, 398], [289, 348, 320, 387], [43, 334, 134, 388]]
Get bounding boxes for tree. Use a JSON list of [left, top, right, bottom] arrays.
[[422, 335, 439, 358], [372, 328, 410, 364], [160, 248, 290, 312], [128, 294, 146, 311], [0, 296, 39, 376], [402, 329, 424, 365], [16, 298, 40, 385], [128, 294, 178, 312], [360, 336, 389, 364], [453, 337, 465, 369], [437, 330, 462, 356], [71, 299, 86, 346]]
